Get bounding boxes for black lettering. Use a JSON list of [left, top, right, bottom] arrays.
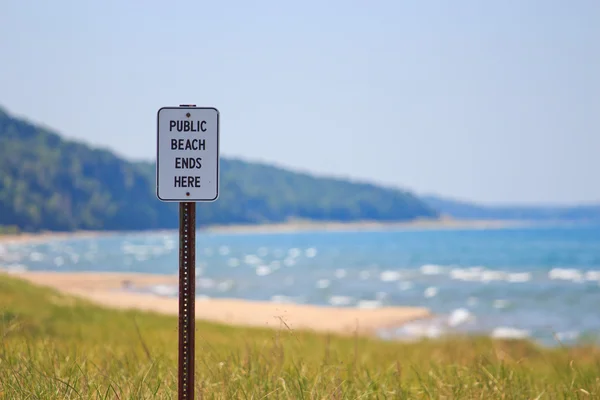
[[173, 175, 202, 187], [169, 120, 209, 133], [171, 139, 206, 151]]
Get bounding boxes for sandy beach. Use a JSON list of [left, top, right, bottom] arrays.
[[4, 271, 432, 337], [0, 218, 529, 337]]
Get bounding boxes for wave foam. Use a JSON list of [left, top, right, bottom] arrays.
[[0, 263, 28, 273], [491, 327, 530, 339]]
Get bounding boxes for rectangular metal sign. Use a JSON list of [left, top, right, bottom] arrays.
[[156, 106, 220, 202]]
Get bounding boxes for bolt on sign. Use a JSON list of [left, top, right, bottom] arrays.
[[156, 105, 220, 400]]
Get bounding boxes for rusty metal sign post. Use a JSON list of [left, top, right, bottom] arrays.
[[156, 104, 220, 399]]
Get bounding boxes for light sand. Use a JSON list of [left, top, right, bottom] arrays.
[[5, 271, 431, 337], [202, 217, 528, 234]]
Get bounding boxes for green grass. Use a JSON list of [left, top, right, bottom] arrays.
[[1, 276, 599, 399]]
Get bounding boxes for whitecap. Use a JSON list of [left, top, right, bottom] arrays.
[[54, 256, 65, 266], [380, 270, 401, 282], [397, 320, 444, 338], [271, 295, 295, 304], [585, 270, 600, 281], [398, 281, 413, 291], [548, 268, 584, 282], [151, 245, 167, 256], [256, 265, 272, 276], [359, 270, 370, 280], [481, 270, 507, 282], [375, 291, 387, 301], [491, 327, 530, 339], [283, 257, 296, 267], [357, 300, 381, 309], [334, 269, 347, 279], [316, 279, 330, 289], [134, 253, 148, 262], [164, 239, 176, 250], [448, 308, 472, 327], [450, 267, 481, 281], [555, 330, 579, 342], [149, 284, 178, 297], [305, 248, 317, 258], [257, 247, 268, 257], [507, 272, 531, 283], [29, 252, 44, 262], [217, 280, 234, 292], [467, 296, 478, 306], [197, 278, 215, 289], [4, 264, 27, 273], [420, 264, 444, 275], [493, 299, 510, 309], [244, 254, 262, 265], [424, 286, 438, 298], [227, 258, 240, 267], [328, 296, 353, 306], [218, 246, 230, 256], [288, 248, 301, 258]]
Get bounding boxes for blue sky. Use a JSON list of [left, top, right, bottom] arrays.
[[1, 0, 598, 205]]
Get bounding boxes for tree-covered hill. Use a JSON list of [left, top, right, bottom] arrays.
[[0, 106, 438, 232]]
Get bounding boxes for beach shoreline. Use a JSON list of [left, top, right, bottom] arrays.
[[3, 270, 432, 337], [0, 217, 531, 244]]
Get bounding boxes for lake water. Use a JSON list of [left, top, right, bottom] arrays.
[[2, 223, 600, 346]]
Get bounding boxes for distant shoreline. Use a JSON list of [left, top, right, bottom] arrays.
[[201, 217, 533, 234], [0, 218, 533, 244]]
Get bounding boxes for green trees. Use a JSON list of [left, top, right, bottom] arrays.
[[0, 106, 438, 232]]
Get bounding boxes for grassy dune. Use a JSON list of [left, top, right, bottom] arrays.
[[1, 276, 599, 399]]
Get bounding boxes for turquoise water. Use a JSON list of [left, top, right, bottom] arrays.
[[2, 223, 600, 346]]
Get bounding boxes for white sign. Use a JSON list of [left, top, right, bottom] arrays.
[[156, 106, 220, 202]]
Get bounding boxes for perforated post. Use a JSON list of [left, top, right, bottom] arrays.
[[178, 201, 196, 399]]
